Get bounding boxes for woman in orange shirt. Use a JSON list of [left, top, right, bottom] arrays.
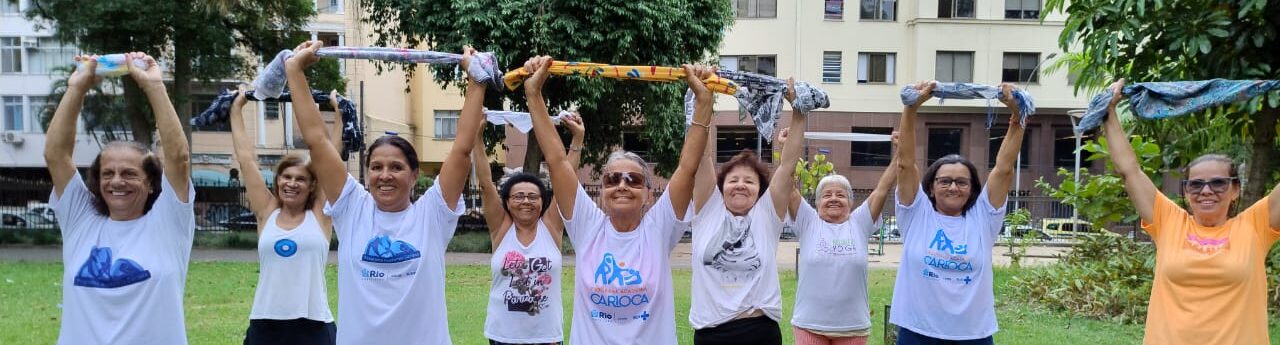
[[1102, 79, 1280, 345]]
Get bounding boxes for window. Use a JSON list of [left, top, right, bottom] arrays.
[[1005, 0, 1041, 19], [1, 37, 21, 73], [27, 38, 78, 74], [0, 0, 19, 14], [734, 0, 777, 18], [263, 101, 281, 120], [3, 96, 23, 131], [1053, 128, 1080, 168], [1002, 53, 1041, 83], [927, 127, 964, 165], [27, 96, 46, 133], [938, 0, 975, 18], [825, 0, 844, 20], [318, 0, 342, 13], [715, 127, 772, 163], [857, 52, 896, 84], [622, 130, 650, 156], [850, 127, 894, 166], [434, 110, 459, 139], [860, 0, 896, 20], [988, 127, 1030, 168], [719, 55, 777, 76], [935, 51, 974, 83], [822, 51, 842, 83]]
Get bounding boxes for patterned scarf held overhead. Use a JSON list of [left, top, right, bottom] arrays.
[[502, 61, 739, 95], [682, 70, 830, 142], [1075, 79, 1280, 132], [74, 54, 148, 77], [900, 82, 1037, 128], [192, 89, 363, 160], [484, 109, 572, 133], [253, 46, 503, 99]]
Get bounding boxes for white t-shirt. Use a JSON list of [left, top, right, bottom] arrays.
[[889, 185, 1005, 340], [564, 184, 687, 345], [689, 188, 783, 329], [485, 221, 563, 343], [53, 172, 195, 345], [325, 175, 463, 345], [790, 199, 877, 332]]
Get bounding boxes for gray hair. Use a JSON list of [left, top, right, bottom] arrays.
[[605, 150, 652, 188], [816, 174, 853, 199]]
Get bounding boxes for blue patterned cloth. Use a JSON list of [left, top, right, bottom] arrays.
[[900, 82, 1036, 128], [192, 89, 363, 159], [682, 70, 830, 142], [252, 47, 502, 99], [1076, 79, 1280, 132]]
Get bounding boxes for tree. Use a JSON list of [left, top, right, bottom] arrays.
[[1047, 0, 1280, 203], [27, 0, 314, 144], [359, 0, 734, 176]]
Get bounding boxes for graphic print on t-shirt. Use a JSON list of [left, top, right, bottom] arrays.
[[499, 251, 554, 315], [73, 246, 152, 288], [700, 216, 762, 282], [816, 236, 858, 256], [361, 234, 421, 263], [1185, 233, 1229, 254], [920, 229, 975, 285], [274, 238, 298, 257], [588, 252, 651, 323]]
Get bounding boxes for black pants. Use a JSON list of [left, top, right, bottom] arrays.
[[244, 318, 336, 345], [896, 327, 994, 345], [488, 341, 561, 345], [693, 315, 783, 345]]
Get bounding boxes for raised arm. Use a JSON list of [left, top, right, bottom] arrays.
[[896, 81, 933, 204], [127, 52, 189, 201], [45, 55, 100, 195], [667, 64, 718, 221], [867, 131, 901, 219], [1101, 79, 1157, 224], [1269, 183, 1280, 230], [769, 78, 806, 219], [229, 88, 274, 227], [523, 56, 580, 219], [691, 128, 717, 214], [543, 112, 585, 240], [285, 41, 347, 205], [472, 134, 506, 242], [985, 83, 1027, 207], [435, 47, 487, 209]]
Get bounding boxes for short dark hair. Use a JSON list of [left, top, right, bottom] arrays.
[[365, 135, 420, 172], [921, 154, 983, 216], [86, 141, 164, 216], [498, 173, 552, 217], [716, 150, 771, 198]]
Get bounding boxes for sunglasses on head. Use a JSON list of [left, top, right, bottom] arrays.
[[602, 171, 646, 189], [1182, 177, 1237, 194]]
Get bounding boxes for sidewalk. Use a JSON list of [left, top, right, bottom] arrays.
[[0, 242, 1067, 269]]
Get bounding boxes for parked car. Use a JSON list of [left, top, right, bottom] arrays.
[[1041, 218, 1117, 239], [27, 203, 57, 223], [1, 211, 57, 229], [1000, 224, 1052, 241], [218, 212, 258, 231]]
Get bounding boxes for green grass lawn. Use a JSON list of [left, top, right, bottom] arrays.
[[0, 261, 1273, 344]]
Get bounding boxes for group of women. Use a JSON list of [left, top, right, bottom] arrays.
[[44, 42, 1279, 345]]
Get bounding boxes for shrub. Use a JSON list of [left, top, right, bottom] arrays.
[[1010, 235, 1155, 323], [447, 231, 492, 253]]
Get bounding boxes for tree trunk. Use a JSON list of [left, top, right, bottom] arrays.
[[1244, 106, 1278, 204], [123, 79, 153, 145], [523, 135, 544, 176], [173, 46, 194, 143]]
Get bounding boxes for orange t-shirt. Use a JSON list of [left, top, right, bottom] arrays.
[[1141, 193, 1279, 345]]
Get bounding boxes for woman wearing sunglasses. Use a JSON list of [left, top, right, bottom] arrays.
[[1101, 80, 1280, 345], [286, 41, 487, 344], [684, 79, 804, 345], [890, 81, 1027, 345], [521, 55, 716, 345], [473, 112, 585, 345]]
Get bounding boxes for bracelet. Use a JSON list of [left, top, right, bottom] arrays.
[[569, 145, 583, 152], [690, 120, 711, 129]]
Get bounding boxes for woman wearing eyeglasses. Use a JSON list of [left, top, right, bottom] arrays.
[[1101, 80, 1280, 345], [521, 55, 716, 344], [890, 81, 1026, 344], [473, 111, 585, 345]]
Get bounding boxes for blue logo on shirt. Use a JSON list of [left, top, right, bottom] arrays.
[[274, 239, 298, 257], [928, 229, 967, 255], [593, 253, 642, 286], [73, 247, 151, 288], [361, 235, 421, 263]]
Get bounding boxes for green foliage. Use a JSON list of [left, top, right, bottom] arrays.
[[1011, 235, 1156, 324], [793, 153, 835, 198], [359, 0, 734, 177], [446, 231, 492, 253], [1002, 208, 1038, 268], [0, 229, 61, 246], [1035, 135, 1163, 231]]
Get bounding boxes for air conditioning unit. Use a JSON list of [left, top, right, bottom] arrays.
[[2, 132, 23, 144], [20, 37, 39, 48]]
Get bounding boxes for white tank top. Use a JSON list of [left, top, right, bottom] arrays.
[[484, 221, 563, 343], [249, 209, 335, 322]]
